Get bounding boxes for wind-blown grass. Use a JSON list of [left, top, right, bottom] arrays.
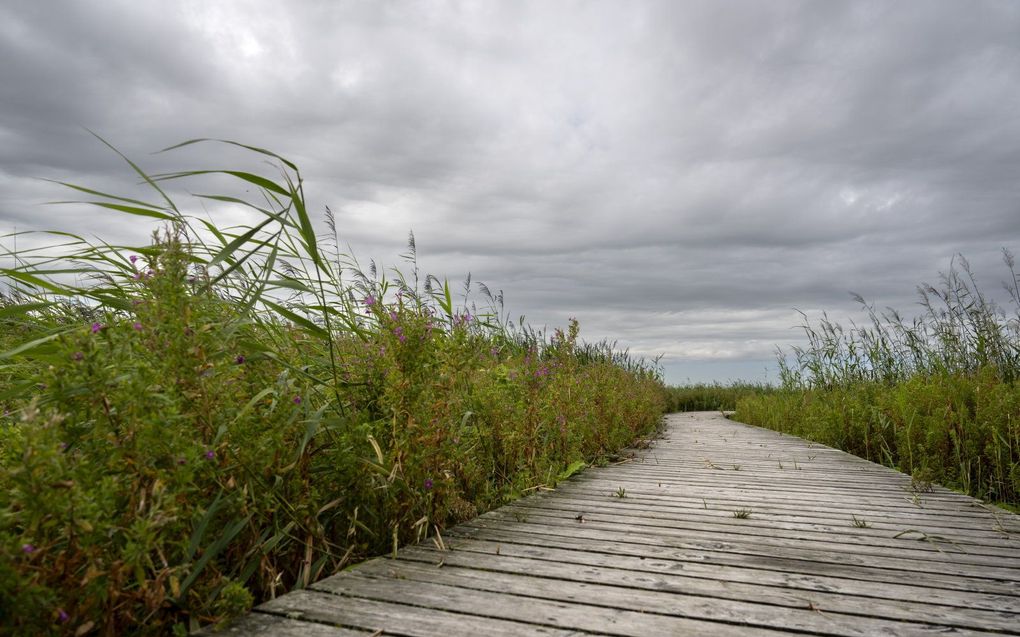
[[737, 255, 1020, 509], [0, 138, 666, 635]]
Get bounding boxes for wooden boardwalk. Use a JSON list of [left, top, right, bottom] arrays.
[[218, 412, 1020, 636]]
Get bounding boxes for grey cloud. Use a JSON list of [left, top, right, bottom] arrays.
[[3, 0, 1020, 383]]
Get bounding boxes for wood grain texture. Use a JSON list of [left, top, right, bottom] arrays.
[[217, 411, 1020, 636]]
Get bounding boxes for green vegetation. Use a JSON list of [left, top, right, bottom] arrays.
[[0, 139, 666, 635], [665, 382, 773, 412], [737, 254, 1020, 509]]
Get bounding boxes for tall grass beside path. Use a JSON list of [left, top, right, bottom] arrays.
[[737, 256, 1020, 510], [0, 138, 667, 635]]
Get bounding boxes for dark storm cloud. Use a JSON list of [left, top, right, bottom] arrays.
[[3, 0, 1020, 382]]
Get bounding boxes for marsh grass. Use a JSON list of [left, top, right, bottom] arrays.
[[665, 382, 774, 412], [0, 138, 666, 635], [738, 255, 1020, 509]]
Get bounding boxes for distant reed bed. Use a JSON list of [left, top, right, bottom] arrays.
[[664, 382, 774, 412], [737, 254, 1020, 509], [0, 138, 666, 635]]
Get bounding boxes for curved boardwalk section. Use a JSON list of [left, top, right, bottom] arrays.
[[219, 412, 1020, 635]]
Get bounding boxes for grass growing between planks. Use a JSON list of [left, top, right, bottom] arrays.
[[0, 139, 666, 635], [737, 254, 1020, 510]]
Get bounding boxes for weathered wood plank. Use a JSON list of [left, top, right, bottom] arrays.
[[446, 524, 1020, 598], [312, 568, 801, 636], [565, 477, 1013, 516], [553, 485, 1020, 533], [520, 490, 1020, 542], [209, 613, 372, 636], [403, 538, 1019, 613], [588, 471, 992, 501], [378, 546, 1020, 633], [461, 513, 1020, 577], [256, 589, 583, 636], [495, 501, 1020, 559], [511, 492, 1020, 546]]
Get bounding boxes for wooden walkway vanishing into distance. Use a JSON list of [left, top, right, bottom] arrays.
[[217, 411, 1020, 636]]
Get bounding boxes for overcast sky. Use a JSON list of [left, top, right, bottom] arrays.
[[3, 0, 1020, 384]]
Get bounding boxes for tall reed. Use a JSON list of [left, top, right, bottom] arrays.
[[778, 253, 1020, 389], [739, 254, 1020, 509]]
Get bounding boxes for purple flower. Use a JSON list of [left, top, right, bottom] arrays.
[[389, 311, 398, 321], [235, 355, 246, 365], [132, 322, 143, 331], [293, 395, 302, 405], [72, 351, 84, 361], [129, 255, 138, 264], [204, 450, 215, 460], [90, 322, 102, 334], [423, 478, 433, 490], [132, 272, 142, 281], [57, 609, 69, 623], [394, 326, 406, 343], [363, 295, 376, 307], [21, 543, 35, 554]]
